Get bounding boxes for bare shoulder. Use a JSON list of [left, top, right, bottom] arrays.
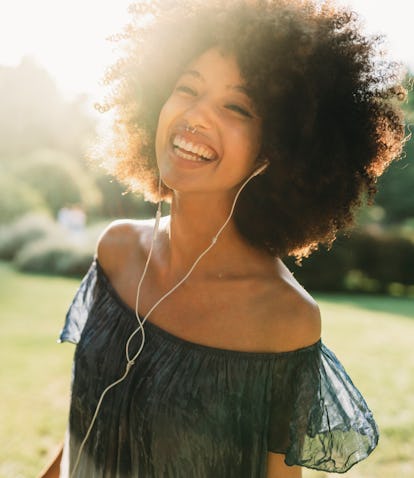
[[260, 259, 321, 352], [96, 218, 155, 276]]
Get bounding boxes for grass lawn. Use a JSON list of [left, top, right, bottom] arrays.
[[0, 263, 78, 478], [1, 261, 413, 478]]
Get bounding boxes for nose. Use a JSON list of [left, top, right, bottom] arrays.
[[182, 95, 214, 132]]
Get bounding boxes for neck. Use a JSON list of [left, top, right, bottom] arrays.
[[159, 190, 265, 281]]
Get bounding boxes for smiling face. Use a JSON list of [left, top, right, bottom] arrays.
[[155, 48, 263, 197]]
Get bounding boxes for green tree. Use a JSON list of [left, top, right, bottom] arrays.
[[94, 173, 158, 219], [13, 149, 102, 216], [373, 74, 414, 224], [0, 174, 49, 224], [0, 57, 95, 159]]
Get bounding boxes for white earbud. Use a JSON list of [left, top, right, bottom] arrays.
[[251, 160, 269, 178]]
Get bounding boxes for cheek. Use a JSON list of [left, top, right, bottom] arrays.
[[228, 124, 262, 163], [249, 129, 262, 158], [248, 122, 263, 160]]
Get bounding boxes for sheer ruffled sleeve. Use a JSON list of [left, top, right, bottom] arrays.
[[58, 259, 98, 344], [268, 341, 379, 473]]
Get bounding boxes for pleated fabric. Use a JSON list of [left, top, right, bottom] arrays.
[[59, 260, 378, 477]]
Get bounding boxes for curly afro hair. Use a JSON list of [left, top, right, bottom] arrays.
[[96, 0, 406, 263]]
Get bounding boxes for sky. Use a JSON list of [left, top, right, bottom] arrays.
[[0, 0, 413, 99]]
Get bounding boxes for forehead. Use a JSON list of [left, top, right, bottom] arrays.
[[181, 48, 246, 87]]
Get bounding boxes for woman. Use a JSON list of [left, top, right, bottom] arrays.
[[40, 0, 406, 477]]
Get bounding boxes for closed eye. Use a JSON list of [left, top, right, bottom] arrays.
[[226, 104, 253, 118], [175, 85, 197, 96]]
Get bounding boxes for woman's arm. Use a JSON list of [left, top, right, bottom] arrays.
[[37, 444, 63, 478], [267, 452, 302, 478]]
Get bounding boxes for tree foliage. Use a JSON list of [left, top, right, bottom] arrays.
[[0, 57, 95, 158], [13, 149, 102, 216], [0, 174, 49, 223], [372, 74, 414, 224]]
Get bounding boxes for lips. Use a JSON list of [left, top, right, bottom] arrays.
[[171, 134, 218, 163]]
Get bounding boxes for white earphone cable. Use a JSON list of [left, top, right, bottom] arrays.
[[70, 163, 267, 477]]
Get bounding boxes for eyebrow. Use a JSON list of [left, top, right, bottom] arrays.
[[181, 69, 203, 80], [229, 84, 250, 95], [180, 69, 252, 96]]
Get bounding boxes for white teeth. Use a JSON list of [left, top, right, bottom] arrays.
[[175, 148, 205, 162], [172, 135, 215, 160]]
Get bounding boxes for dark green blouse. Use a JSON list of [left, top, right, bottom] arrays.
[[59, 260, 378, 477]]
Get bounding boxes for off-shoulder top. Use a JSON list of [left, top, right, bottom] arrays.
[[59, 259, 378, 477]]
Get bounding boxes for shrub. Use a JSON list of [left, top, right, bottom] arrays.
[[93, 173, 158, 219], [82, 220, 111, 246], [284, 236, 355, 292], [0, 213, 59, 260], [0, 174, 49, 224], [287, 229, 414, 295], [15, 235, 94, 277], [350, 231, 414, 289]]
